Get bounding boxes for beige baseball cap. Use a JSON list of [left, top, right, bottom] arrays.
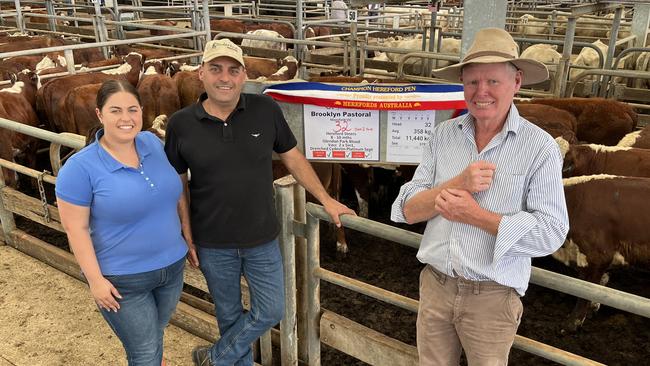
[[202, 39, 245, 66]]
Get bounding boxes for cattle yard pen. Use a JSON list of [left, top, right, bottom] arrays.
[[3, 107, 650, 365], [3, 0, 650, 364], [3, 0, 650, 104]]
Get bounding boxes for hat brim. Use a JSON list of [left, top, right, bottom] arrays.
[[433, 55, 549, 86]]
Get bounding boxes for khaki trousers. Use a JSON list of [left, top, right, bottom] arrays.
[[417, 265, 523, 366]]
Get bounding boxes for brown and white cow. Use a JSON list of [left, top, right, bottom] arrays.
[[554, 174, 650, 331], [0, 35, 65, 53], [172, 67, 203, 108], [617, 125, 650, 149], [138, 66, 180, 131], [0, 70, 41, 187], [519, 98, 637, 146], [517, 104, 578, 144], [559, 141, 650, 178], [210, 19, 294, 44], [37, 53, 143, 133]]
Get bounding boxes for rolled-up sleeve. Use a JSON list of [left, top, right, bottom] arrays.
[[493, 143, 569, 262], [390, 136, 437, 223]]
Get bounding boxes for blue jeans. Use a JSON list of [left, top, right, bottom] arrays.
[[100, 256, 185, 366], [197, 239, 285, 366]]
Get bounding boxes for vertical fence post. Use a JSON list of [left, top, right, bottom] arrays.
[[293, 185, 308, 363], [305, 210, 321, 366], [0, 171, 16, 246], [45, 0, 57, 34], [260, 331, 273, 366], [13, 0, 24, 34], [275, 176, 298, 365], [556, 16, 577, 98]]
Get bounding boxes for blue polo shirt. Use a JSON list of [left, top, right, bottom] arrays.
[[55, 130, 188, 275]]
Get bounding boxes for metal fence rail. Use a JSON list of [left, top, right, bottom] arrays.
[[304, 202, 649, 365]]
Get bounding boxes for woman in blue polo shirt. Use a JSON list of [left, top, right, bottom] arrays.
[[55, 80, 189, 366]]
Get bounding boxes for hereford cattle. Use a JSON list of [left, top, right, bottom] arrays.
[[0, 33, 38, 43], [60, 83, 102, 136], [519, 98, 637, 145], [554, 175, 650, 331], [241, 29, 287, 51], [148, 114, 168, 140], [0, 55, 60, 75], [62, 39, 106, 64], [617, 125, 650, 149], [305, 25, 333, 39], [244, 55, 299, 80], [142, 59, 167, 75], [516, 104, 578, 143], [113, 45, 178, 62], [559, 141, 650, 177], [37, 53, 144, 133], [263, 56, 299, 81], [210, 19, 294, 43], [150, 20, 177, 36], [137, 69, 180, 130], [0, 70, 40, 188], [0, 36, 65, 53], [173, 69, 203, 108]]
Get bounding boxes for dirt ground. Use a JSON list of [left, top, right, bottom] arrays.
[[0, 245, 206, 366]]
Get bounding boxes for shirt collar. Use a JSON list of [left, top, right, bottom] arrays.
[[457, 103, 521, 136], [95, 128, 151, 172], [193, 92, 247, 122]]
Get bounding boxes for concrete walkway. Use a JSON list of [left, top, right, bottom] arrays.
[[0, 245, 206, 366]]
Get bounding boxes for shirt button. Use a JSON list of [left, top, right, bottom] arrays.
[[150, 184, 154, 187], [140, 171, 144, 175], [145, 177, 149, 180]]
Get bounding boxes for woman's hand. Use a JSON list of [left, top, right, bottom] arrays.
[[88, 276, 122, 312]]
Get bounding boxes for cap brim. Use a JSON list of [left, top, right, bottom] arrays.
[[202, 54, 245, 67], [433, 56, 549, 86]]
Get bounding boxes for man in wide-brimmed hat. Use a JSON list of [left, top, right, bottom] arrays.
[[391, 28, 569, 365]]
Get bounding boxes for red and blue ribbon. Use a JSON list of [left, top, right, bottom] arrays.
[[263, 82, 467, 111]]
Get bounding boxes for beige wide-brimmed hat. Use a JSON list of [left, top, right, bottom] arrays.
[[202, 38, 245, 66], [433, 28, 549, 85]]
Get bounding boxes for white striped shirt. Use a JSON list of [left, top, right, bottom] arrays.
[[391, 104, 569, 295]]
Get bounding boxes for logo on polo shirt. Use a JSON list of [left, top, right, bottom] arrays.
[[251, 133, 261, 138]]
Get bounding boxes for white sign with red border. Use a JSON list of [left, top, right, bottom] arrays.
[[303, 105, 379, 161]]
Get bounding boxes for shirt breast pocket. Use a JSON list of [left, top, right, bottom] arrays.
[[488, 172, 526, 215]]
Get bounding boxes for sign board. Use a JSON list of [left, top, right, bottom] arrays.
[[347, 9, 358, 22], [304, 105, 379, 161], [386, 110, 435, 163]]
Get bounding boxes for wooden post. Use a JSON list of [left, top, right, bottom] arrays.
[[275, 176, 298, 365], [0, 173, 16, 246]]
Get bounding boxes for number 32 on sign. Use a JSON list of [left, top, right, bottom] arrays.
[[304, 105, 379, 161]]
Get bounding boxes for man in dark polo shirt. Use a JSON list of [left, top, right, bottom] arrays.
[[165, 39, 355, 366]]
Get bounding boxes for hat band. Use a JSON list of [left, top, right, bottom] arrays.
[[463, 50, 516, 63]]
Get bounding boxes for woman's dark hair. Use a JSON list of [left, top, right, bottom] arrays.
[[86, 79, 142, 145]]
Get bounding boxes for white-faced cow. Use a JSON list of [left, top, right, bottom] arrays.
[[554, 175, 650, 332]]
